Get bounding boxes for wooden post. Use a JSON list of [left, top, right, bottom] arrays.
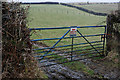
[[106, 15, 113, 56]]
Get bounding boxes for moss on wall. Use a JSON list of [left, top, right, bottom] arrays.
[[106, 10, 120, 64]]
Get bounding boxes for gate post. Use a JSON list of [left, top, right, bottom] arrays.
[[71, 37, 73, 61], [70, 26, 77, 61], [106, 10, 120, 57], [106, 15, 113, 56]]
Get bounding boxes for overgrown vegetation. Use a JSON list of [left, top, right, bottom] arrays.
[[2, 2, 47, 78], [106, 10, 120, 64]]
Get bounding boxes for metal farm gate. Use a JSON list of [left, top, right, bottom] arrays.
[[30, 25, 106, 67]]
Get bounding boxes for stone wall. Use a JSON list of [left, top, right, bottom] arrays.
[[106, 10, 120, 58]]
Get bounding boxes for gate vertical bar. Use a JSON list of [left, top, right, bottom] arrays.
[[103, 26, 107, 56], [71, 37, 73, 61]]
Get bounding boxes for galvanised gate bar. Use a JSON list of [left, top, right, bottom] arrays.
[[30, 25, 106, 67]]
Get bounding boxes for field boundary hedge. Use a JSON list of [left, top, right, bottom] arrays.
[[22, 2, 107, 16], [60, 3, 107, 16], [106, 10, 120, 56], [2, 2, 46, 78]]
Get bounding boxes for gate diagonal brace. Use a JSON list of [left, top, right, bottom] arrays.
[[77, 30, 101, 55], [40, 29, 70, 60]]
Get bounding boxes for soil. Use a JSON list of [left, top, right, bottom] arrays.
[[33, 42, 120, 79]]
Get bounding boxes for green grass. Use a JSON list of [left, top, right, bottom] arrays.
[[26, 4, 107, 77], [27, 4, 105, 58], [74, 4, 118, 13], [26, 4, 106, 28], [33, 44, 96, 76], [64, 61, 95, 76], [24, 4, 106, 47], [30, 27, 105, 47], [26, 4, 106, 55]]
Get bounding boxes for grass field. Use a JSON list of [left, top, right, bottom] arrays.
[[27, 4, 106, 60], [25, 4, 106, 56], [25, 4, 106, 46], [26, 4, 106, 28], [74, 4, 118, 13], [26, 4, 106, 74]]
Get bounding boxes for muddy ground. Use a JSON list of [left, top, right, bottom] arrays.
[[33, 42, 120, 79]]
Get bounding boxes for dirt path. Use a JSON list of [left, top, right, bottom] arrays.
[[84, 59, 120, 79], [33, 43, 89, 79], [39, 60, 89, 79], [33, 43, 120, 79]]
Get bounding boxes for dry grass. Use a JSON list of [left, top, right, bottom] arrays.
[[106, 10, 120, 64], [2, 2, 47, 78]]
